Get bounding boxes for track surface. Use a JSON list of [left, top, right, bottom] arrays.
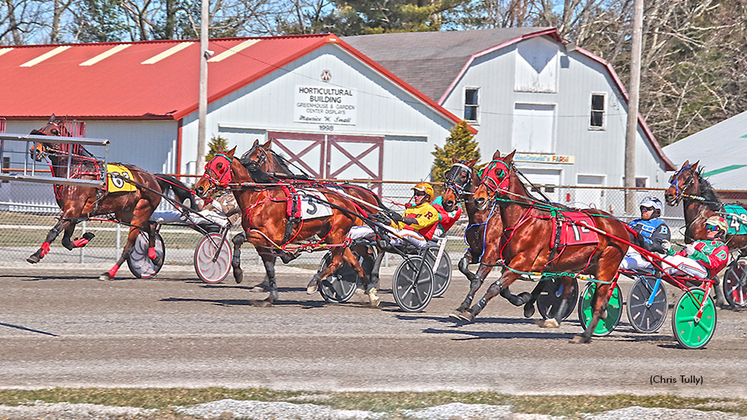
[[1, 264, 745, 397]]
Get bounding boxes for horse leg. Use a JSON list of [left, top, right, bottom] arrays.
[[522, 281, 547, 319], [99, 225, 142, 281], [307, 247, 347, 294], [343, 247, 378, 307], [712, 274, 729, 308], [27, 219, 70, 263], [536, 278, 574, 328], [260, 252, 279, 303], [459, 264, 525, 322], [229, 232, 246, 284]]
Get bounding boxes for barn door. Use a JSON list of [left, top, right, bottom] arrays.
[[268, 132, 325, 178], [269, 132, 384, 192], [0, 118, 5, 133]]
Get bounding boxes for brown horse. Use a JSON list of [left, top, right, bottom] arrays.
[[465, 150, 629, 344], [194, 147, 376, 306], [664, 160, 744, 306], [27, 118, 162, 281], [240, 140, 387, 295]]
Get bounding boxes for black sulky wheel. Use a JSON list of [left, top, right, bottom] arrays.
[[723, 260, 747, 308], [626, 276, 668, 333], [126, 231, 165, 279], [193, 233, 233, 284], [392, 255, 434, 312], [424, 246, 452, 298], [317, 251, 359, 303], [536, 277, 578, 321]]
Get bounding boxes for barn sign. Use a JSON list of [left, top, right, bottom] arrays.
[[294, 85, 357, 126]]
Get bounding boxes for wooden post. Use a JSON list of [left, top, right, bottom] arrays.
[[625, 0, 644, 215]]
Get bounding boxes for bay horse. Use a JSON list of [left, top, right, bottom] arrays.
[[26, 118, 163, 281], [465, 150, 629, 344], [240, 140, 387, 294], [664, 160, 743, 306], [442, 155, 550, 320], [193, 147, 376, 306]]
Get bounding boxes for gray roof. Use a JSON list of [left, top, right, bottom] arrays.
[[663, 110, 747, 189], [344, 27, 556, 102]]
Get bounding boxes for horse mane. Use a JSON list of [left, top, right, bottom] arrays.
[[696, 171, 722, 211], [242, 163, 274, 184]]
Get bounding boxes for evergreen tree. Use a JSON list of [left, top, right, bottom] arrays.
[[431, 121, 480, 182], [206, 134, 229, 161]]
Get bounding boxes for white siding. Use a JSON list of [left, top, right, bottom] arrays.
[[441, 35, 669, 188], [181, 44, 455, 182]]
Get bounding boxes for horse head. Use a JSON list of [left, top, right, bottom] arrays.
[[241, 139, 272, 172], [664, 160, 700, 206], [442, 157, 478, 212], [474, 150, 515, 210], [194, 147, 236, 198], [29, 117, 68, 162]]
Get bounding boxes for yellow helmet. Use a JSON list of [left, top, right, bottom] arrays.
[[412, 182, 434, 199]]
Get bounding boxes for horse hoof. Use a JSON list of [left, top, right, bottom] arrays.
[[368, 289, 380, 308], [98, 273, 112, 281], [448, 312, 463, 321], [306, 283, 318, 294], [570, 335, 591, 344], [234, 269, 244, 284], [601, 310, 608, 320], [536, 318, 559, 328], [457, 311, 475, 322], [523, 303, 535, 318], [26, 255, 40, 264]]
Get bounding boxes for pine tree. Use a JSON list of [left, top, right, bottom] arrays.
[[206, 134, 229, 161], [431, 121, 480, 182]]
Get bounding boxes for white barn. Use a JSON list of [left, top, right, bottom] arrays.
[[345, 28, 675, 206], [0, 34, 469, 190]]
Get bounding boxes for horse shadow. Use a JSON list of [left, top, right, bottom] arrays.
[[421, 326, 574, 341], [160, 296, 327, 309]]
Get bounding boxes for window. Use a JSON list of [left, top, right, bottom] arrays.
[[464, 88, 479, 122], [636, 177, 648, 188], [590, 93, 605, 129]]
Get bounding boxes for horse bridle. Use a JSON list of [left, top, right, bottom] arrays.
[[201, 153, 234, 195], [244, 144, 268, 171], [444, 162, 473, 198], [479, 159, 511, 198], [667, 165, 697, 204]]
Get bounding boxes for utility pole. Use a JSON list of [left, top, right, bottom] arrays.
[[197, 0, 209, 175], [624, 0, 644, 215]]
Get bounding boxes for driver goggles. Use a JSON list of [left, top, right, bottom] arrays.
[[413, 191, 427, 196], [640, 206, 655, 212], [706, 225, 721, 232]]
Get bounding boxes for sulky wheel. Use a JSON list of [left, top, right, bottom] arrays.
[[626, 276, 668, 333], [317, 251, 358, 303], [193, 233, 233, 284], [537, 277, 578, 321], [577, 281, 623, 337], [424, 246, 452, 298], [723, 260, 747, 308], [392, 255, 434, 312], [126, 231, 165, 279], [672, 287, 717, 349]]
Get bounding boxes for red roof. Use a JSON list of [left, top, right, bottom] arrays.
[[0, 34, 471, 131]]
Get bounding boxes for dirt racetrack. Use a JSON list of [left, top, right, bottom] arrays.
[[0, 263, 745, 397]]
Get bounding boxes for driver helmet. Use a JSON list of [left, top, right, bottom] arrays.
[[640, 196, 663, 217], [705, 215, 728, 236], [412, 182, 434, 201]]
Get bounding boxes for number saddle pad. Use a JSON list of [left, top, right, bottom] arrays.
[[106, 164, 136, 193], [723, 204, 747, 235], [298, 189, 333, 220], [554, 210, 600, 247]]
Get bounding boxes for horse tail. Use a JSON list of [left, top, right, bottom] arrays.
[[154, 174, 199, 210]]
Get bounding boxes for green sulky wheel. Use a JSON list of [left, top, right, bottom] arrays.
[[577, 281, 623, 337], [672, 287, 717, 349]]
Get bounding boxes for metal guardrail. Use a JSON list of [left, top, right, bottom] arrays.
[[0, 133, 109, 188]]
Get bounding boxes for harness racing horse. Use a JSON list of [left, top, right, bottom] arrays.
[[194, 147, 376, 306], [240, 140, 387, 294], [26, 118, 163, 281], [464, 150, 629, 344], [664, 160, 742, 306]]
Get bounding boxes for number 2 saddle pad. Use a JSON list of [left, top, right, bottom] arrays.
[[298, 189, 333, 220], [723, 204, 747, 235], [555, 211, 599, 246]]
